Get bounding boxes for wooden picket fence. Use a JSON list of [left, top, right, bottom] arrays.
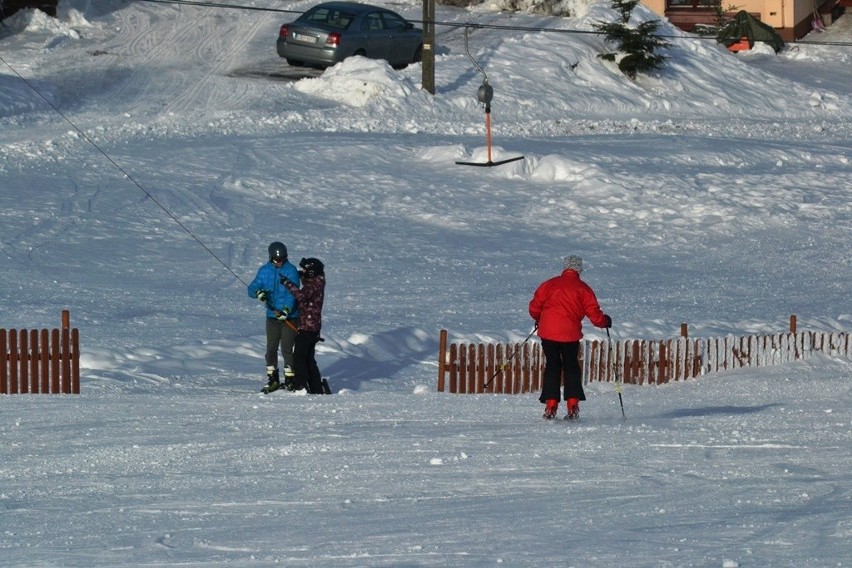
[[437, 316, 850, 394], [1, 310, 80, 394]]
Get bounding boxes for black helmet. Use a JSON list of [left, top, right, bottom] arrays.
[[268, 241, 287, 262], [299, 257, 324, 279]]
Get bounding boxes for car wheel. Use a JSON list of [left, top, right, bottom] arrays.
[[286, 58, 305, 67], [411, 45, 423, 64]]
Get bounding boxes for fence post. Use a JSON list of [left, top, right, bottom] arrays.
[[476, 344, 485, 393], [449, 343, 458, 393], [531, 342, 542, 391], [681, 323, 688, 338], [29, 329, 39, 393], [50, 328, 60, 393], [0, 329, 6, 394], [20, 330, 30, 393], [61, 325, 71, 394], [790, 314, 797, 334], [10, 330, 19, 393], [40, 328, 49, 393], [72, 328, 80, 394], [437, 329, 447, 392]]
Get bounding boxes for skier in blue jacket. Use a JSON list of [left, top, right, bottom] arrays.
[[247, 241, 300, 393]]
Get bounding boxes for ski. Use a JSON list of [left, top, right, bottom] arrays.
[[542, 412, 580, 421], [261, 378, 332, 395]]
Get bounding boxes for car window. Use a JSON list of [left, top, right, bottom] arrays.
[[364, 12, 383, 32], [302, 7, 353, 30], [381, 12, 408, 31], [303, 7, 330, 23]]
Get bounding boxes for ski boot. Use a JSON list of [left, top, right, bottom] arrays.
[[262, 367, 281, 394], [564, 398, 580, 420], [282, 366, 298, 391], [543, 399, 558, 420]]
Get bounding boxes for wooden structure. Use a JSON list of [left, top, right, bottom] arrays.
[[437, 315, 850, 394], [644, 0, 844, 41], [1, 310, 80, 394]]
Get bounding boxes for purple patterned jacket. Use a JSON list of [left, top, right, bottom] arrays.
[[283, 275, 325, 333]]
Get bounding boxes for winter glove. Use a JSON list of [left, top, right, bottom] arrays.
[[274, 307, 292, 321], [603, 314, 612, 329], [280, 276, 291, 286], [255, 290, 269, 302]]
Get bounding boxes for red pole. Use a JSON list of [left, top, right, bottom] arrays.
[[485, 111, 492, 163]]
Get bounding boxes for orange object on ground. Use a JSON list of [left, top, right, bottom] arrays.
[[728, 37, 751, 52]]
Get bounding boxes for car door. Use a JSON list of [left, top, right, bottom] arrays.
[[359, 11, 392, 61], [379, 10, 418, 66]]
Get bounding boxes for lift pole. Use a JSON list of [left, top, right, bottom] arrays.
[[455, 26, 523, 168], [421, 0, 435, 94]]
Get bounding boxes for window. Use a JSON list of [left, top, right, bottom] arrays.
[[303, 7, 353, 29], [364, 13, 383, 31], [381, 12, 408, 31]]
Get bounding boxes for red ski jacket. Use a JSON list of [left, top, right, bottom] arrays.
[[529, 269, 608, 342]]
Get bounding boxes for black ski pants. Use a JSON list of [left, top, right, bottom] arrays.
[[539, 339, 586, 403], [293, 330, 324, 394]]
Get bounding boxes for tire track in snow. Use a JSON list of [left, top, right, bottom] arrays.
[[100, 5, 268, 115]]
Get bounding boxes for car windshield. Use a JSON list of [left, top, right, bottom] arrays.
[[301, 7, 355, 30]]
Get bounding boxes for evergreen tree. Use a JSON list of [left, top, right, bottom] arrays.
[[594, 0, 670, 79]]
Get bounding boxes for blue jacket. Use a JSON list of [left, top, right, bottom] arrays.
[[247, 261, 300, 320]]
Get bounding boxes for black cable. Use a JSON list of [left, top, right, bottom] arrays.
[[138, 0, 299, 14], [134, 0, 852, 46], [0, 53, 251, 287], [1, 0, 847, 287]]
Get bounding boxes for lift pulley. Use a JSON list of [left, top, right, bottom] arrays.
[[455, 26, 524, 168]]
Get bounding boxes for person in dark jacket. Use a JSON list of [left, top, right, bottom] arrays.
[[281, 257, 326, 394], [247, 241, 300, 393], [528, 255, 612, 420]]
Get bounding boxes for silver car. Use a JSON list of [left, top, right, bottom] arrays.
[[276, 2, 423, 68]]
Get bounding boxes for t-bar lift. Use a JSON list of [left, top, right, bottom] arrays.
[[455, 26, 524, 168]]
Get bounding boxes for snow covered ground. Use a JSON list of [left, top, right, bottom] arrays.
[[1, 0, 850, 565]]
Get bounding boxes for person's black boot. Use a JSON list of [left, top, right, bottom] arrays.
[[262, 367, 280, 394]]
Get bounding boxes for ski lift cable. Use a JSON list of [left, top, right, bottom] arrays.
[[133, 0, 852, 47], [0, 53, 251, 288]]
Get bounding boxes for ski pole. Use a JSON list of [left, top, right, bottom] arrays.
[[483, 324, 538, 391], [606, 327, 626, 419]]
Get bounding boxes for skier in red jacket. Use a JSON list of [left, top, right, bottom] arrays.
[[528, 255, 611, 420]]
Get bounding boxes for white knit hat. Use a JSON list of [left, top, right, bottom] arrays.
[[563, 255, 583, 274]]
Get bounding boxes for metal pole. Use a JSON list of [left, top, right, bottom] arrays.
[[483, 324, 537, 391], [607, 327, 626, 419]]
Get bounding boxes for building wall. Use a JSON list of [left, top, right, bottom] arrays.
[[643, 0, 829, 39]]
